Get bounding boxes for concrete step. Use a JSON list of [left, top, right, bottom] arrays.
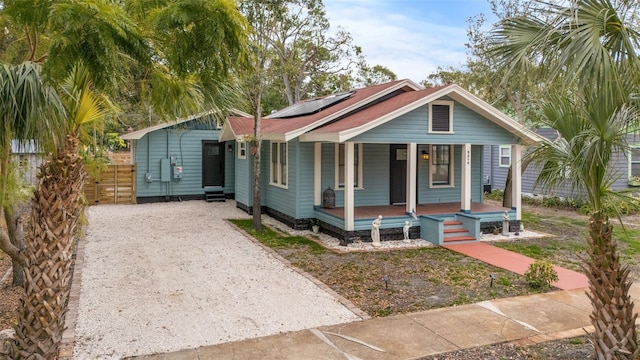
[[443, 236, 477, 243], [205, 190, 225, 202]]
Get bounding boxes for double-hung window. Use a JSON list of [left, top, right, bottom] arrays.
[[429, 101, 454, 133], [430, 144, 453, 187], [335, 143, 363, 189], [270, 142, 287, 187], [629, 146, 640, 184], [237, 141, 246, 159], [499, 145, 511, 167]]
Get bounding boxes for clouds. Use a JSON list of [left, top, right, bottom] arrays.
[[323, 0, 490, 83]]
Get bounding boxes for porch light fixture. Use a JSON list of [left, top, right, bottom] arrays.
[[228, 144, 233, 152], [421, 150, 429, 160]]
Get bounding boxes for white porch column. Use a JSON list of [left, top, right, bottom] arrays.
[[314, 143, 322, 206], [511, 144, 523, 220], [344, 142, 355, 231], [461, 143, 472, 213], [406, 143, 417, 213]]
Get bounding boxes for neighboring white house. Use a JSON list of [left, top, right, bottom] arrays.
[[11, 140, 43, 184]]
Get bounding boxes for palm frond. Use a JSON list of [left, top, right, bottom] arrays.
[[0, 62, 63, 153]]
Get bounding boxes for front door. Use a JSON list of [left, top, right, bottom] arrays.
[[202, 141, 224, 187], [390, 144, 407, 204]]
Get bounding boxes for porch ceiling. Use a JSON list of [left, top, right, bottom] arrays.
[[318, 202, 509, 220]]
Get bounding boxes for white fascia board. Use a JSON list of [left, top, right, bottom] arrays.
[[218, 122, 237, 142], [334, 86, 459, 142], [285, 79, 423, 141], [299, 133, 341, 142], [303, 84, 543, 145], [261, 133, 287, 142], [445, 85, 543, 144], [122, 110, 220, 140]]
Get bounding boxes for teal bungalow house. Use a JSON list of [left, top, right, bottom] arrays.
[[220, 79, 542, 245], [121, 110, 250, 203]]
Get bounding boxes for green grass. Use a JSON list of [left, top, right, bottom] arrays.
[[494, 242, 554, 259], [230, 219, 326, 254], [555, 216, 586, 227], [614, 227, 640, 257], [521, 211, 543, 226]]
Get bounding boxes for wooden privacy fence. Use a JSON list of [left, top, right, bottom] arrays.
[[84, 164, 136, 205]]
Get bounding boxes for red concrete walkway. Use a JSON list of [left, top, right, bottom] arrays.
[[442, 242, 589, 290]]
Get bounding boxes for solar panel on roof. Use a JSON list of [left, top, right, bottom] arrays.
[[266, 91, 353, 119]]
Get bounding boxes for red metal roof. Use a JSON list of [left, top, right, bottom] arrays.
[[306, 85, 450, 134], [225, 80, 417, 137]]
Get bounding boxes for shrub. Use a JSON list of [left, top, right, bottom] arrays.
[[524, 260, 558, 289], [484, 189, 504, 201]]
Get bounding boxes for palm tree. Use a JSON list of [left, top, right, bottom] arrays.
[[11, 64, 104, 359], [0, 62, 62, 286], [490, 1, 640, 358]]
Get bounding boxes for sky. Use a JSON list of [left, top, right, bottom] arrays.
[[322, 0, 497, 83]]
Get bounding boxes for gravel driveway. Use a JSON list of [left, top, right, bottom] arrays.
[[72, 200, 361, 359]]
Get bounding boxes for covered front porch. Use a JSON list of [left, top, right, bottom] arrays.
[[313, 201, 517, 245], [317, 202, 508, 219], [310, 142, 524, 241]]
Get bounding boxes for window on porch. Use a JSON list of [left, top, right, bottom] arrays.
[[270, 141, 287, 187], [629, 146, 640, 185], [430, 144, 453, 187], [336, 143, 363, 189], [429, 100, 454, 133], [499, 145, 511, 167]]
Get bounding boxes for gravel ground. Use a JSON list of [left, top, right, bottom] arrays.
[[72, 200, 362, 360]]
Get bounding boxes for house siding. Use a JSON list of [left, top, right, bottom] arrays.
[[417, 144, 483, 204], [321, 143, 391, 207], [296, 141, 316, 218], [263, 140, 297, 219], [486, 142, 634, 198], [134, 129, 222, 199], [234, 144, 252, 206], [352, 100, 519, 145], [317, 143, 483, 209]]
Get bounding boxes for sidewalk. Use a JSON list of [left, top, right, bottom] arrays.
[[442, 242, 590, 290], [129, 286, 640, 360], [127, 243, 601, 360]]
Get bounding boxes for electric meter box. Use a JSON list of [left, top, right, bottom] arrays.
[[173, 165, 183, 179]]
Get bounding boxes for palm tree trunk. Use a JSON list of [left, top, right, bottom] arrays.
[[11, 134, 85, 359], [584, 211, 638, 359]]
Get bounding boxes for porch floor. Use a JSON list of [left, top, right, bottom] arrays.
[[318, 202, 509, 220]]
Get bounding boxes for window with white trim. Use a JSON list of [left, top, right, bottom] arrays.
[[499, 145, 511, 167], [429, 101, 454, 133], [430, 144, 453, 187], [629, 146, 640, 183], [237, 141, 246, 159], [335, 143, 363, 189], [270, 142, 287, 187]]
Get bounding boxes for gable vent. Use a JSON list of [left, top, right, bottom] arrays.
[[431, 104, 450, 132]]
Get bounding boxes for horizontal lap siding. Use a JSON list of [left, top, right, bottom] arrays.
[[321, 143, 390, 207], [352, 101, 518, 145], [472, 145, 483, 202], [264, 140, 296, 218], [297, 142, 315, 218], [360, 144, 391, 205], [418, 145, 461, 203], [224, 141, 235, 195], [135, 129, 219, 198], [235, 151, 251, 206]]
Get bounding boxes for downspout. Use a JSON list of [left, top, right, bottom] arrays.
[[146, 106, 151, 175]]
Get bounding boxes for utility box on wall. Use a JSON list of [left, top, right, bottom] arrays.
[[173, 165, 183, 179], [160, 158, 170, 182]]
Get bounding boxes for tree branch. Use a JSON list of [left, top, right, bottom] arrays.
[[0, 227, 26, 266]]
